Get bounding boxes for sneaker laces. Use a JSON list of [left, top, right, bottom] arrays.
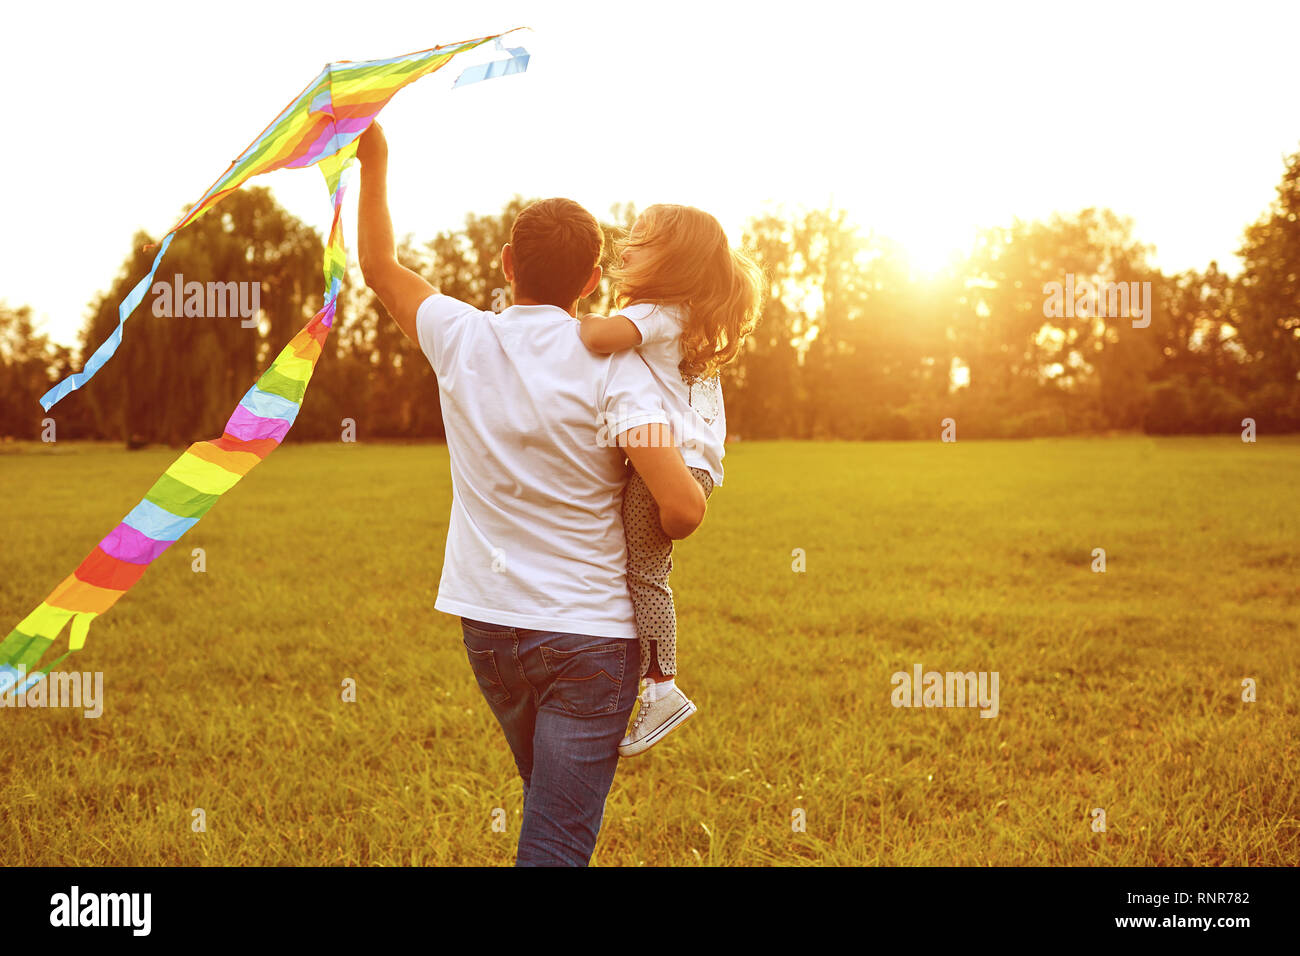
[[629, 689, 654, 734]]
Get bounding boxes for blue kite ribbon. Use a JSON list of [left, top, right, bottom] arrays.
[[453, 37, 530, 88], [39, 232, 176, 411]]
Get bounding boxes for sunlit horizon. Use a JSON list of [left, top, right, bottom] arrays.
[[5, 0, 1299, 347]]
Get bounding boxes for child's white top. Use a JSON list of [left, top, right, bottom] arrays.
[[619, 302, 726, 486]]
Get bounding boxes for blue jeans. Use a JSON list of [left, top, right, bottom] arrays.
[[460, 617, 639, 866]]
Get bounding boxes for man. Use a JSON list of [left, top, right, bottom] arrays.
[[355, 122, 707, 866]]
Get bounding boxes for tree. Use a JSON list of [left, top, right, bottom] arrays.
[[1234, 146, 1300, 430], [0, 303, 79, 439], [76, 187, 322, 445]]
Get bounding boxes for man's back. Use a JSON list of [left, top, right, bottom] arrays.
[[415, 294, 667, 638]]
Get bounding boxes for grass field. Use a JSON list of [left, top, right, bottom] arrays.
[[1, 437, 1297, 866]]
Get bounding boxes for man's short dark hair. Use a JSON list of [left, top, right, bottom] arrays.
[[510, 198, 604, 308]]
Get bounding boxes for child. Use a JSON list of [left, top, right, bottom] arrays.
[[579, 204, 762, 756]]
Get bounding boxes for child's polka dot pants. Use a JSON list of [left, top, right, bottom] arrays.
[[622, 465, 714, 679]]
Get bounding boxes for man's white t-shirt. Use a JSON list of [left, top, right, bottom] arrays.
[[416, 294, 669, 639], [618, 302, 726, 486]]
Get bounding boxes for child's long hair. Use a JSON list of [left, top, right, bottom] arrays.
[[610, 204, 763, 382]]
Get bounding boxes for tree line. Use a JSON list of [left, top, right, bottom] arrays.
[[2, 150, 1299, 445]]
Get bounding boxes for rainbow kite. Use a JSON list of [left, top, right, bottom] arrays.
[[0, 31, 528, 694]]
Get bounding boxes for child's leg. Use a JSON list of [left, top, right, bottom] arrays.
[[622, 466, 714, 682], [623, 468, 676, 681]]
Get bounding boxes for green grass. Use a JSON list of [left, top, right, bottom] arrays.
[[1, 437, 1297, 865]]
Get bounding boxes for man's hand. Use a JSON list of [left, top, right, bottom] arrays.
[[356, 121, 438, 345], [356, 121, 389, 168], [619, 423, 707, 539]]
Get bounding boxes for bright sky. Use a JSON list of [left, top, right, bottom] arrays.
[[4, 0, 1298, 346]]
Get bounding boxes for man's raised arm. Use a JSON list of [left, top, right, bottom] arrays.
[[356, 122, 438, 345], [619, 423, 707, 539]]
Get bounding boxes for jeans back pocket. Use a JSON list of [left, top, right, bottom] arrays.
[[464, 644, 511, 706], [539, 642, 627, 716]]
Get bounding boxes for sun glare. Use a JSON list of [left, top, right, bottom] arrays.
[[894, 229, 970, 280]]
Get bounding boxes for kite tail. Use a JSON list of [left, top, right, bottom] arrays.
[[0, 147, 356, 695], [4, 32, 529, 695]]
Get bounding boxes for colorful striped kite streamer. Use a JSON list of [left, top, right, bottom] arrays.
[[0, 32, 528, 694]]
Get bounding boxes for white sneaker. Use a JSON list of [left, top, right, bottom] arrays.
[[618, 684, 697, 757]]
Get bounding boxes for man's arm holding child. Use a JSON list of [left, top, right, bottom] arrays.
[[356, 122, 438, 345], [618, 424, 707, 539]]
